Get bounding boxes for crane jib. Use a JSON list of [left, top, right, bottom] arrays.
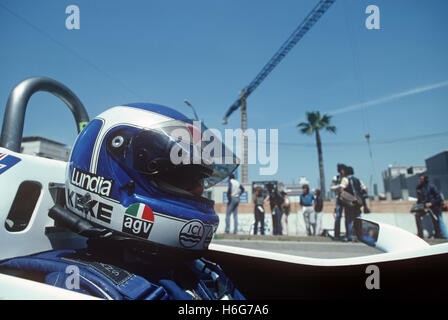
[[222, 0, 335, 121]]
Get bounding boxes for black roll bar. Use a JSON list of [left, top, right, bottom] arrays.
[[0, 77, 89, 152]]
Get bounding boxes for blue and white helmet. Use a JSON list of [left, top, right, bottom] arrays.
[[66, 103, 238, 250]]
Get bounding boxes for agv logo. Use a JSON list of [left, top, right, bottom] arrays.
[[122, 203, 154, 239]]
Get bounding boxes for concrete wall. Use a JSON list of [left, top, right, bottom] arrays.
[[215, 200, 421, 214]]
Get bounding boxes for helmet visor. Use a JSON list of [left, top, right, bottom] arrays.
[[107, 120, 239, 196]]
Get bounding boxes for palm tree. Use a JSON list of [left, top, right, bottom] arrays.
[[297, 111, 336, 200]]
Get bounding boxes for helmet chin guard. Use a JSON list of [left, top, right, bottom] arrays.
[[65, 103, 238, 251]]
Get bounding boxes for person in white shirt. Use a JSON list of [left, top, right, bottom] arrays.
[[331, 164, 347, 241], [281, 191, 290, 235], [225, 174, 244, 234]]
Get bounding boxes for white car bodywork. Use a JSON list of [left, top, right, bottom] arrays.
[[0, 148, 447, 299]]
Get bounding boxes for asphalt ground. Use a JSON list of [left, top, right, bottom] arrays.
[[212, 234, 448, 259]]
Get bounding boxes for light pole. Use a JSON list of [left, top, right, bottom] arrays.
[[365, 133, 377, 200], [183, 99, 199, 121]]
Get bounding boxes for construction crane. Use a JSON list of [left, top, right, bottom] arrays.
[[222, 0, 335, 184]]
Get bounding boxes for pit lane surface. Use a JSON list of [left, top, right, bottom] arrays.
[[212, 239, 382, 258]]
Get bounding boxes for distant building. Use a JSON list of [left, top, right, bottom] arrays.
[[382, 165, 426, 200], [205, 179, 310, 205], [21, 136, 70, 161], [205, 182, 252, 204], [298, 176, 309, 186], [382, 150, 448, 200], [283, 184, 304, 204], [425, 151, 448, 199]]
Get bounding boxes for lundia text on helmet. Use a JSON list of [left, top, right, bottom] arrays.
[[71, 167, 114, 197], [169, 121, 278, 176]]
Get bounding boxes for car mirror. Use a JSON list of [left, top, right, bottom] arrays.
[[354, 217, 429, 253], [354, 219, 379, 247]]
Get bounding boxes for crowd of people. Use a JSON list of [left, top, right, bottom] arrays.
[[225, 176, 293, 236], [224, 175, 323, 237], [224, 167, 360, 238], [252, 182, 325, 236], [224, 166, 447, 240]]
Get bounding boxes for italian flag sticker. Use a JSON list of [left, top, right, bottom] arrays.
[[125, 203, 154, 222]]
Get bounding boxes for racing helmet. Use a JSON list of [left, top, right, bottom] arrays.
[[65, 103, 238, 251]]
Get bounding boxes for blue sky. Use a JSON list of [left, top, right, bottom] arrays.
[[1, 0, 447, 193]]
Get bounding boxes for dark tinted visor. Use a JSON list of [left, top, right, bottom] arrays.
[[107, 120, 239, 196]]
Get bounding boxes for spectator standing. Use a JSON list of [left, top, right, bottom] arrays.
[[253, 187, 267, 235], [281, 191, 291, 235], [300, 184, 315, 236], [313, 189, 324, 236], [265, 184, 284, 236], [272, 205, 283, 236], [330, 164, 347, 241], [339, 166, 366, 242], [415, 175, 448, 239], [225, 174, 244, 234], [361, 188, 371, 214]]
